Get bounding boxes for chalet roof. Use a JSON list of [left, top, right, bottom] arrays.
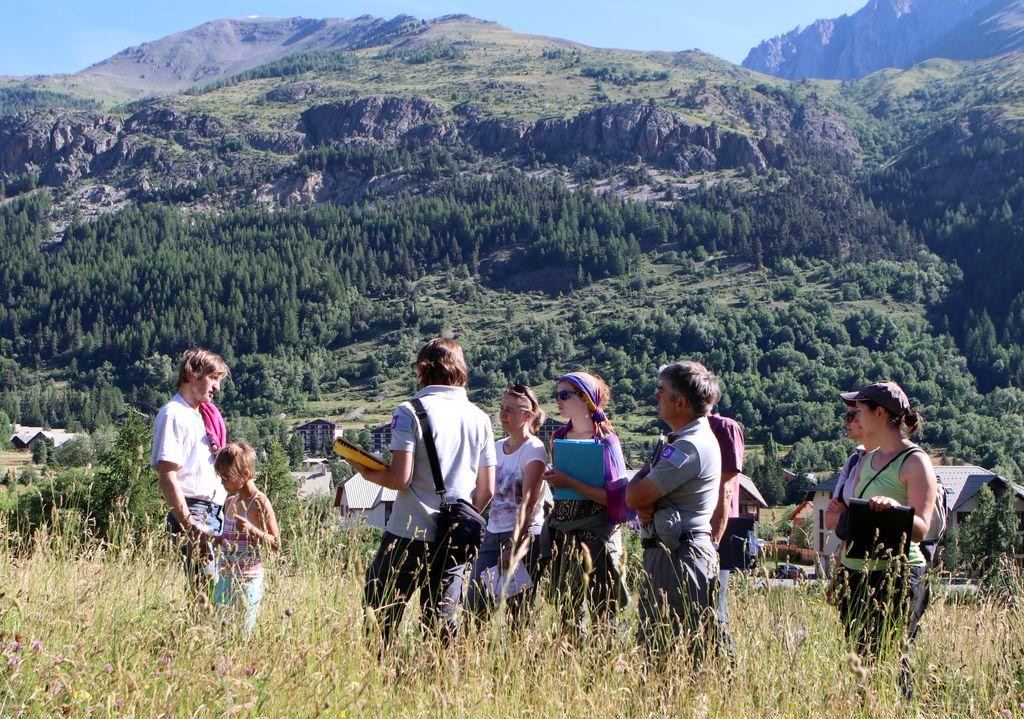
[[805, 462, 1024, 511], [293, 418, 337, 431], [339, 474, 398, 510], [296, 473, 331, 501], [934, 465, 1024, 511], [10, 425, 78, 448], [738, 474, 767, 508]]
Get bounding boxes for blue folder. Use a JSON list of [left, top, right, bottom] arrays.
[[552, 439, 605, 501]]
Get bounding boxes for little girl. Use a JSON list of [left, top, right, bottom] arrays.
[[213, 443, 280, 635]]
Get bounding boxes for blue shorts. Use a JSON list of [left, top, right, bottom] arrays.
[[167, 499, 223, 585], [215, 571, 265, 635]]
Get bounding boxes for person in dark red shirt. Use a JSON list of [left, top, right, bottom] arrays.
[[707, 412, 745, 630]]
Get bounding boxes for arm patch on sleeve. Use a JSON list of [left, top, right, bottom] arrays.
[[660, 444, 689, 468], [390, 413, 414, 432]]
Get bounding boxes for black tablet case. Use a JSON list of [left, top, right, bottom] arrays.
[[844, 498, 915, 559]]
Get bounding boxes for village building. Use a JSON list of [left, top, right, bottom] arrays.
[[292, 419, 343, 455], [10, 424, 78, 451], [291, 464, 333, 501], [737, 474, 768, 521], [368, 423, 391, 454], [334, 473, 397, 530]]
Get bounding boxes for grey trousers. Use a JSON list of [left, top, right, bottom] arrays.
[[638, 533, 724, 659]]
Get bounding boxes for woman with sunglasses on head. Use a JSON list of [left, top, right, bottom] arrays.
[[467, 384, 549, 624], [834, 381, 937, 698], [542, 371, 631, 637]]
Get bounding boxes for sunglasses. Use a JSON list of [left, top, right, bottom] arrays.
[[843, 410, 858, 423], [554, 389, 584, 401]]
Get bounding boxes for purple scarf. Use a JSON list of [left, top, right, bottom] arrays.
[[199, 402, 227, 453]]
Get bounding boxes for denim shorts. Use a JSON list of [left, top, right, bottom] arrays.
[[167, 499, 224, 582]]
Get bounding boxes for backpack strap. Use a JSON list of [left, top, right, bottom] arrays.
[[410, 398, 446, 498]]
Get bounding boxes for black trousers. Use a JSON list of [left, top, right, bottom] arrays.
[[837, 564, 930, 663], [363, 531, 469, 650]]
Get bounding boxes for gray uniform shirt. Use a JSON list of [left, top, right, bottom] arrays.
[[646, 416, 721, 546], [386, 385, 497, 542]]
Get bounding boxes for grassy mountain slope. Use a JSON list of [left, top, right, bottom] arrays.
[[2, 13, 1024, 482]]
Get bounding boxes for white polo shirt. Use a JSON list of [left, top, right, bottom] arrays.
[[151, 394, 226, 504], [386, 385, 497, 541]]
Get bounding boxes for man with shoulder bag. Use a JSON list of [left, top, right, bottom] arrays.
[[346, 339, 495, 652]]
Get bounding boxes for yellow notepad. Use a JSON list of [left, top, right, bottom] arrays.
[[332, 437, 390, 471]]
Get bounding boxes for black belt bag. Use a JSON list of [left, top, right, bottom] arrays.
[[411, 398, 484, 564]]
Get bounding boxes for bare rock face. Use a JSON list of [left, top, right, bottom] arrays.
[[461, 101, 771, 174], [0, 105, 236, 188], [245, 131, 306, 154], [300, 96, 454, 147], [265, 82, 323, 103], [123, 106, 227, 148], [299, 96, 860, 176], [0, 112, 123, 184], [742, 0, 994, 81]]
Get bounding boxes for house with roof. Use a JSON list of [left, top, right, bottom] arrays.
[[334, 473, 398, 530], [291, 465, 333, 501], [737, 474, 768, 521], [795, 462, 1024, 560], [292, 419, 343, 455], [10, 424, 78, 451]]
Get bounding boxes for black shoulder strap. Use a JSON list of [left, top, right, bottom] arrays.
[[855, 445, 923, 500], [410, 398, 446, 497]]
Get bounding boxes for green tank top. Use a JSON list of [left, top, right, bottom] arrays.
[[841, 448, 926, 571]]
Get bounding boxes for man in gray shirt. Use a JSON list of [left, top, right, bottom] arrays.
[[626, 360, 724, 660]]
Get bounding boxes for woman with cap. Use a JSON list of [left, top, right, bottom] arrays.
[[835, 381, 937, 696], [541, 371, 632, 637]]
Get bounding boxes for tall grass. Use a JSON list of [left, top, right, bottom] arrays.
[[1, 516, 1022, 718]]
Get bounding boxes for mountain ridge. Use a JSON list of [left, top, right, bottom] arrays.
[[742, 0, 1015, 80]]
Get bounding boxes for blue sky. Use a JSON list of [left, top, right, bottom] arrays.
[[0, 1, 867, 76]]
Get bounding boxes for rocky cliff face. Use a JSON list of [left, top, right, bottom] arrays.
[[300, 96, 454, 146], [743, 0, 994, 80], [0, 94, 861, 209], [0, 112, 124, 185], [300, 96, 861, 175]]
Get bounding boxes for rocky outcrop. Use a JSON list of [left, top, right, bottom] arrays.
[[0, 111, 123, 184], [265, 82, 323, 103], [742, 0, 994, 81], [0, 105, 232, 186], [245, 131, 306, 154], [296, 94, 863, 176], [123, 107, 227, 148], [300, 96, 454, 147]]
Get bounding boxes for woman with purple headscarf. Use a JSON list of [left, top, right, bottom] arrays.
[[541, 371, 631, 636]]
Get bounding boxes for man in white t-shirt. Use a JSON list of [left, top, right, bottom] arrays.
[[152, 348, 229, 600], [350, 338, 496, 650]]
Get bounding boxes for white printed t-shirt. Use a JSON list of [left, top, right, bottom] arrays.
[[150, 393, 226, 504], [487, 436, 548, 534], [387, 385, 497, 542]]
